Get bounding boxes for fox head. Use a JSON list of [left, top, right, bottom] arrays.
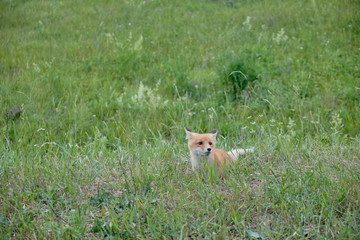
[[184, 127, 217, 157]]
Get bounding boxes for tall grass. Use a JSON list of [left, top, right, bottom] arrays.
[[1, 0, 359, 238]]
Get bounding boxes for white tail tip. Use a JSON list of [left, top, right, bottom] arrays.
[[228, 148, 254, 159]]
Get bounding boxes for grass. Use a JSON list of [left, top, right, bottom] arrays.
[[1, 0, 359, 238]]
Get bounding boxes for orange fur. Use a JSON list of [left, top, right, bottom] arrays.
[[185, 127, 235, 177]]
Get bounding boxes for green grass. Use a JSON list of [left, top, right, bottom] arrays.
[[1, 0, 359, 238]]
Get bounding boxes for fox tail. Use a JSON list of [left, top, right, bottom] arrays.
[[228, 148, 254, 160]]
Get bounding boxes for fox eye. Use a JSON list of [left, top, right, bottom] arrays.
[[197, 141, 203, 145], [209, 142, 213, 145]]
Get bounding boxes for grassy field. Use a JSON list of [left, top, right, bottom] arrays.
[[1, 0, 360, 238]]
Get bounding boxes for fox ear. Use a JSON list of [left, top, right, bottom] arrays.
[[209, 129, 217, 135], [184, 127, 193, 133], [184, 127, 194, 140]]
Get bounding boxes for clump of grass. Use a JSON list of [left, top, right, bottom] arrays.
[[222, 55, 258, 100]]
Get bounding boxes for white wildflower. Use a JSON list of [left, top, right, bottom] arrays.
[[287, 117, 296, 136], [270, 118, 276, 127], [330, 112, 343, 135], [134, 35, 143, 51], [33, 63, 40, 72], [242, 16, 252, 30], [273, 28, 288, 44], [208, 107, 217, 121], [130, 81, 167, 108], [117, 95, 123, 104], [105, 33, 115, 44]]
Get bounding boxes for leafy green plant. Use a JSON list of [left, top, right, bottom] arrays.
[[222, 56, 258, 100]]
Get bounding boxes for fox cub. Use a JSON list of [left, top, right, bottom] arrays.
[[185, 127, 253, 177]]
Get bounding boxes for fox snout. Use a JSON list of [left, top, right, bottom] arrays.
[[202, 147, 213, 156], [192, 146, 213, 156]]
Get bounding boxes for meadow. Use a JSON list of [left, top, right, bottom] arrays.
[[1, 0, 359, 238]]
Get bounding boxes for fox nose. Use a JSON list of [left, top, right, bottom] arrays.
[[207, 148, 212, 152]]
